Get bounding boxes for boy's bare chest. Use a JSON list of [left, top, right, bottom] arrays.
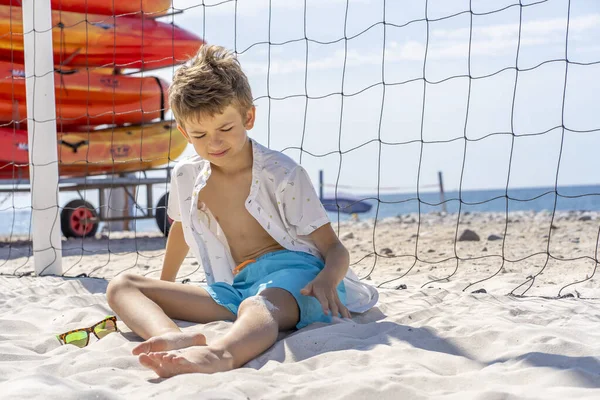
[[198, 173, 279, 261], [199, 175, 252, 224]]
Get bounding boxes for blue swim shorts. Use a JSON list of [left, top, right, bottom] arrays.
[[204, 249, 346, 329]]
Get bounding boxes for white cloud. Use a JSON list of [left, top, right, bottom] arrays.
[[157, 3, 599, 78], [171, 0, 370, 16], [433, 14, 600, 42], [423, 15, 600, 60], [238, 13, 599, 76]]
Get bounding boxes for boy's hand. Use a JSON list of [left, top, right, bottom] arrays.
[[300, 274, 351, 318]]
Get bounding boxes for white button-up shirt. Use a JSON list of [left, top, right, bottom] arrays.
[[168, 138, 378, 313]]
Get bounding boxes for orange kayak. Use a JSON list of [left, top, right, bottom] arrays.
[[0, 121, 188, 178], [0, 0, 172, 17], [0, 62, 169, 127], [0, 5, 203, 70]]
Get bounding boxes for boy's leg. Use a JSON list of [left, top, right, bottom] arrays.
[[106, 273, 236, 354], [139, 287, 300, 378]]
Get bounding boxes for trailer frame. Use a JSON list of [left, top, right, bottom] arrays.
[[0, 166, 173, 235]]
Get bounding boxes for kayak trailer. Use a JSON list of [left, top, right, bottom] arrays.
[[0, 167, 174, 238]]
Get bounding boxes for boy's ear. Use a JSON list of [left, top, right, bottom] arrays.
[[177, 124, 192, 143], [244, 106, 256, 130]]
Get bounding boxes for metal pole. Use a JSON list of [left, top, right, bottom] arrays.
[[438, 171, 446, 213], [319, 170, 323, 200], [23, 0, 63, 275]]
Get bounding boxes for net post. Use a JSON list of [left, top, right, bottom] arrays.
[[319, 170, 324, 200], [438, 171, 446, 213], [22, 0, 63, 275]]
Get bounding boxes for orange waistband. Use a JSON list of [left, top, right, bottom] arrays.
[[233, 259, 256, 275]]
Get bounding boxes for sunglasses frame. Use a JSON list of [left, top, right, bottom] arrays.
[[56, 315, 119, 347]]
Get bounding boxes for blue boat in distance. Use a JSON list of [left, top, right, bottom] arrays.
[[321, 197, 373, 214], [318, 170, 373, 214]]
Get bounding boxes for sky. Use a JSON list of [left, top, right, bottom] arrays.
[[134, 0, 600, 197]]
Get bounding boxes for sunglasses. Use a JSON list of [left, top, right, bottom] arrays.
[[56, 316, 119, 348]]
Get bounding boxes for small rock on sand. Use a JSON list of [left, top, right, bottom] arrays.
[[380, 247, 394, 255], [341, 232, 355, 240], [459, 229, 480, 241]]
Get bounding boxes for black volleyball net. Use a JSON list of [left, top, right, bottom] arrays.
[[0, 0, 599, 299]]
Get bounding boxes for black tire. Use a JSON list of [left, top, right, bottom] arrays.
[[155, 192, 173, 236], [61, 199, 99, 238]]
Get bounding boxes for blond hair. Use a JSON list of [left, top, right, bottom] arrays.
[[169, 45, 253, 127]]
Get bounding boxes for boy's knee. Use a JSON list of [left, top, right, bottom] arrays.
[[238, 294, 279, 313], [238, 290, 299, 330], [238, 295, 279, 317], [106, 273, 142, 305]]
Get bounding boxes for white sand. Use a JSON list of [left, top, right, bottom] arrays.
[[1, 211, 600, 399]]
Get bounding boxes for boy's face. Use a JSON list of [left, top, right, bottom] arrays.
[[177, 105, 255, 167]]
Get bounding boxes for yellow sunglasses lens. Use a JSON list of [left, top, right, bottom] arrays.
[[94, 319, 117, 339], [64, 331, 89, 347]]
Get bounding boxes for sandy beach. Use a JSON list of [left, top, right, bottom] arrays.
[[1, 210, 599, 399]]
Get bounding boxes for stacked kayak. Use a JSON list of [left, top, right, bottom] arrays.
[[0, 121, 187, 178], [0, 5, 203, 70], [0, 61, 169, 127], [0, 0, 201, 178], [0, 0, 172, 17]]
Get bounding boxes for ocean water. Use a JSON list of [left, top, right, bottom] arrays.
[[0, 185, 599, 237], [325, 185, 600, 222]]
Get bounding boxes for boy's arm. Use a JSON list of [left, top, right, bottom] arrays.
[[280, 165, 349, 316], [300, 223, 352, 318], [311, 223, 349, 283], [159, 221, 190, 282]]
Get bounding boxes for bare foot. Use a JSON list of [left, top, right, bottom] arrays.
[[139, 346, 234, 378], [132, 331, 206, 356]]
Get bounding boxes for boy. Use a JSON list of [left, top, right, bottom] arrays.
[[106, 45, 378, 378]]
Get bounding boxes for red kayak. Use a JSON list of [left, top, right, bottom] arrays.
[[0, 5, 204, 70], [0, 0, 172, 17], [0, 62, 169, 127], [0, 121, 187, 179]]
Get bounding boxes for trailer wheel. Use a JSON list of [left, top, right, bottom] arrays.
[[155, 192, 173, 236], [61, 199, 99, 238]]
